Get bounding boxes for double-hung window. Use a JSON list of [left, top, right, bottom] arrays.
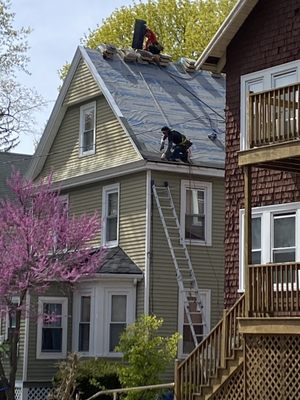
[[79, 102, 96, 156], [36, 297, 68, 359], [239, 202, 300, 291], [78, 295, 91, 352], [102, 184, 120, 247], [181, 180, 212, 245], [109, 294, 127, 352]]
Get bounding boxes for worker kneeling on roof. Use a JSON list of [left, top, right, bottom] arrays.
[[160, 126, 193, 163]]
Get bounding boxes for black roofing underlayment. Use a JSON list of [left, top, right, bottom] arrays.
[[85, 47, 226, 170]]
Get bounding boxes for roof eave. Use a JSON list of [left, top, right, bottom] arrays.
[[195, 0, 259, 72]]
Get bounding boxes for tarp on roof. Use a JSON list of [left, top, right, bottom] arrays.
[[84, 48, 225, 170]]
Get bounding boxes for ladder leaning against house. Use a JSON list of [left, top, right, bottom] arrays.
[[152, 182, 205, 346]]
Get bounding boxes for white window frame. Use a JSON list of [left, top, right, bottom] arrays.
[[79, 101, 96, 156], [180, 180, 212, 246], [178, 289, 211, 358], [104, 288, 135, 357], [239, 202, 300, 291], [240, 60, 300, 151], [72, 289, 95, 356], [36, 297, 68, 360], [102, 183, 120, 248]]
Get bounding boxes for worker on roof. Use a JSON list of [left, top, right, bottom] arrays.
[[144, 27, 164, 55], [160, 126, 192, 163]]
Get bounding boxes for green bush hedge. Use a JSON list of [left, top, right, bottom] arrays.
[[76, 358, 121, 400]]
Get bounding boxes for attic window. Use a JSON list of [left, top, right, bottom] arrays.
[[79, 102, 96, 156]]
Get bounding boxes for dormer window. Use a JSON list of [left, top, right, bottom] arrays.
[[79, 102, 96, 156]]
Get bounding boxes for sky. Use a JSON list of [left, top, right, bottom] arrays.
[[12, 0, 137, 155]]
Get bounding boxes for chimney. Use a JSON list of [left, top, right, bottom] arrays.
[[132, 19, 147, 49]]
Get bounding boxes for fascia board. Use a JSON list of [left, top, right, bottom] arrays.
[[79, 274, 143, 282], [27, 47, 83, 180], [53, 159, 224, 191], [195, 0, 259, 70], [79, 46, 143, 160]]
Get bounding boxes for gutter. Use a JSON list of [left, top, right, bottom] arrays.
[[55, 160, 224, 191]]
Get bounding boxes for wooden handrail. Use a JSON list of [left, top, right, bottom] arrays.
[[175, 294, 245, 400], [86, 382, 175, 400], [248, 83, 300, 148], [248, 262, 300, 316]]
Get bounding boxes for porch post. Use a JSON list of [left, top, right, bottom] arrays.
[[244, 165, 252, 317]]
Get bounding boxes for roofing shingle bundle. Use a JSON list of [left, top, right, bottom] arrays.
[[98, 44, 117, 59], [180, 57, 196, 72]]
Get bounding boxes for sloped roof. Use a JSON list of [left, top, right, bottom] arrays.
[[83, 47, 226, 170], [0, 152, 32, 199], [195, 0, 259, 72], [28, 46, 226, 180], [99, 246, 142, 275]]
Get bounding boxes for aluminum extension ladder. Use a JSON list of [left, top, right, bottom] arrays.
[[152, 182, 205, 346]]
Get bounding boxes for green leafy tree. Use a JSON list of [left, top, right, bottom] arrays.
[[0, 0, 43, 151], [60, 0, 237, 81], [115, 315, 180, 400], [84, 0, 237, 60]]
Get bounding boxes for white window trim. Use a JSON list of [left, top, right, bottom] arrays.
[[240, 59, 300, 151], [102, 183, 120, 248], [79, 101, 96, 157], [239, 201, 300, 292], [72, 289, 95, 356], [177, 289, 211, 358], [180, 180, 212, 246], [103, 288, 135, 357], [36, 296, 68, 360]]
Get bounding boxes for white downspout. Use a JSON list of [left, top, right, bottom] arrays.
[[144, 169, 152, 315]]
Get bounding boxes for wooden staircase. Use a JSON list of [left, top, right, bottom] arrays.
[[175, 295, 245, 400]]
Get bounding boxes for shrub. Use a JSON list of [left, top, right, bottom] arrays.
[[115, 315, 180, 400], [76, 358, 120, 400], [50, 355, 120, 400]]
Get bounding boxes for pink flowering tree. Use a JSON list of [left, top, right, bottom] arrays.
[[0, 171, 105, 400]]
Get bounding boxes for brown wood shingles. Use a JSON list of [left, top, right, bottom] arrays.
[[224, 0, 300, 308]]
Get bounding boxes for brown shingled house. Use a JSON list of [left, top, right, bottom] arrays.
[[175, 1, 300, 399]]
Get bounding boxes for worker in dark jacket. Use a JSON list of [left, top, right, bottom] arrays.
[[160, 126, 192, 162]]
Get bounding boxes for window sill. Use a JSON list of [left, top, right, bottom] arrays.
[[36, 352, 66, 360], [184, 239, 212, 247], [79, 150, 96, 157]]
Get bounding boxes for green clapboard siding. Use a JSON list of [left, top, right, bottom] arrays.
[[150, 171, 225, 337], [1, 315, 26, 381], [65, 172, 147, 269], [64, 59, 101, 105], [39, 71, 141, 183], [26, 173, 147, 381]]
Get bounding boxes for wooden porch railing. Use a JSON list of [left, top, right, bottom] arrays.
[[248, 262, 300, 316], [175, 295, 245, 400], [248, 83, 300, 148]]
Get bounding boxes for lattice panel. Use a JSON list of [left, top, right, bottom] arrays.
[[209, 364, 244, 400], [245, 335, 300, 399], [27, 387, 51, 400], [15, 386, 22, 400]]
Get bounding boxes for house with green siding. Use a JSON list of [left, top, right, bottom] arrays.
[[7, 45, 226, 399]]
